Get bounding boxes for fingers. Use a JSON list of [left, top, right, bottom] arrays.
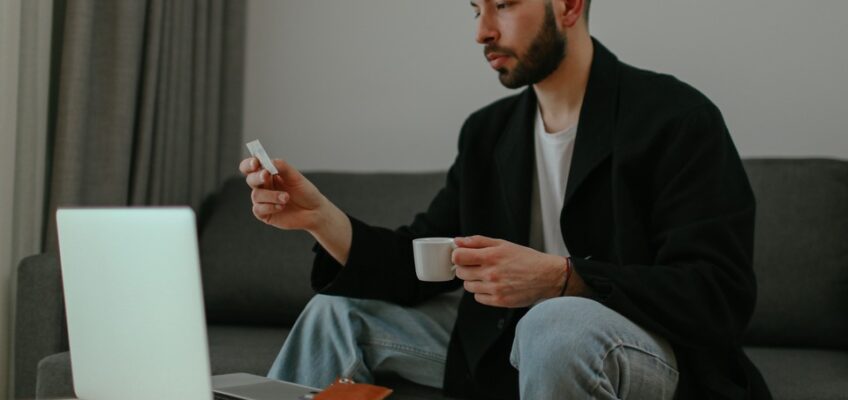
[[463, 280, 489, 294], [253, 202, 283, 215], [239, 157, 260, 175], [463, 282, 498, 307], [245, 169, 285, 190], [251, 187, 290, 224], [245, 169, 267, 188], [452, 247, 492, 266], [241, 157, 267, 189], [244, 158, 308, 191], [455, 264, 485, 281], [251, 188, 289, 205], [240, 157, 295, 178], [242, 156, 310, 227], [454, 235, 501, 249], [253, 203, 284, 223], [270, 158, 306, 187]]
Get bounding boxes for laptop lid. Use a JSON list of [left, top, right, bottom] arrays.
[[57, 207, 213, 400]]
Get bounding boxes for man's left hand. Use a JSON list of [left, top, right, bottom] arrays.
[[452, 235, 570, 308]]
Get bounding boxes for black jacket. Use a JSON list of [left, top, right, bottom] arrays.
[[311, 40, 771, 400]]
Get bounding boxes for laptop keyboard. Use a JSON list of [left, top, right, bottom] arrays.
[[213, 392, 242, 400], [213, 391, 317, 400]]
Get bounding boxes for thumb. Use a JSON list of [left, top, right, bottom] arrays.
[[454, 235, 500, 249], [271, 158, 305, 186]]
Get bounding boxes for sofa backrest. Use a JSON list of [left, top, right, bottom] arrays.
[[198, 172, 446, 326], [742, 158, 848, 349], [199, 160, 848, 351]]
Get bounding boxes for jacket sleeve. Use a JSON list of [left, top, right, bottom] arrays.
[[573, 103, 757, 349], [308, 119, 473, 306]]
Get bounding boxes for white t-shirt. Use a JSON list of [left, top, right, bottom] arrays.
[[532, 106, 576, 258]]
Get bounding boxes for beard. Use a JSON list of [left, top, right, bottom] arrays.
[[486, 3, 567, 89]]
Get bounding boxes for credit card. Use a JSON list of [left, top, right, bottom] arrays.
[[245, 139, 279, 175]]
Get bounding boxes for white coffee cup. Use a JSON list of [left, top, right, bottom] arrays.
[[413, 237, 458, 282]]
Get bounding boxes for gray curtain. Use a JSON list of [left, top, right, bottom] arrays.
[[45, 0, 245, 251]]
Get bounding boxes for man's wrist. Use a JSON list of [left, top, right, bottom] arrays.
[[562, 259, 597, 299], [306, 195, 338, 235], [558, 257, 572, 297], [307, 199, 353, 266]]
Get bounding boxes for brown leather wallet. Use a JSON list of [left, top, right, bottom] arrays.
[[313, 378, 393, 400]]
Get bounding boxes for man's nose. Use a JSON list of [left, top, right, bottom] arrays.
[[475, 13, 499, 44]]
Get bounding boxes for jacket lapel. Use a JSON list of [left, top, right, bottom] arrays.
[[493, 89, 537, 246], [563, 39, 620, 207]]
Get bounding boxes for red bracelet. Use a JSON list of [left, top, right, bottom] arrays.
[[559, 257, 573, 297]]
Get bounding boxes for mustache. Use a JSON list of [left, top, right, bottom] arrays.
[[484, 44, 517, 58]]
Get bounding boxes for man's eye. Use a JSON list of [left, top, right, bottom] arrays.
[[473, 2, 509, 19]]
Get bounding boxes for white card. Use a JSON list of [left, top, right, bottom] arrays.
[[245, 140, 279, 175]]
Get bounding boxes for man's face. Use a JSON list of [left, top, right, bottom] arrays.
[[473, 1, 567, 89]]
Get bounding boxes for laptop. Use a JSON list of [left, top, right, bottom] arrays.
[[56, 207, 320, 400]]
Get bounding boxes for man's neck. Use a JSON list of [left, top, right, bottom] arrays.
[[532, 33, 593, 133]]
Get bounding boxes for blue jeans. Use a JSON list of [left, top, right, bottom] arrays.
[[268, 292, 678, 399]]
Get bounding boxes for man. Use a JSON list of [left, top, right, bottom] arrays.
[[240, 0, 772, 398]]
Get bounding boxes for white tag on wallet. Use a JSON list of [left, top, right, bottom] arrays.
[[246, 139, 279, 175]]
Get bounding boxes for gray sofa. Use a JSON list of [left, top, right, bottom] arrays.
[[13, 159, 848, 399]]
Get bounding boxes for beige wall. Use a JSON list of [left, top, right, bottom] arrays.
[[591, 1, 848, 160], [244, 0, 513, 172], [244, 0, 848, 172]]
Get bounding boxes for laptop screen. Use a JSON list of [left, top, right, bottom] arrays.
[[57, 207, 214, 400]]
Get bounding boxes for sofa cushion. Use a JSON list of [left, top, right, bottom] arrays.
[[15, 253, 67, 400], [744, 347, 848, 400], [35, 352, 74, 399], [742, 159, 848, 349], [198, 172, 446, 326], [32, 327, 290, 399], [207, 325, 289, 376], [198, 176, 316, 326]]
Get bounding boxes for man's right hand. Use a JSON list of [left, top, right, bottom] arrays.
[[239, 157, 326, 231], [239, 157, 353, 265]]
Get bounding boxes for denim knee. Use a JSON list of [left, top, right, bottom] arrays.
[[303, 294, 353, 314], [510, 297, 678, 398], [297, 294, 365, 333], [513, 297, 626, 371]]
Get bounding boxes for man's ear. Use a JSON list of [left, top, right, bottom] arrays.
[[556, 0, 586, 29]]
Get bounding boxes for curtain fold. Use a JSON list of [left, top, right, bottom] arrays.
[[45, 0, 245, 251]]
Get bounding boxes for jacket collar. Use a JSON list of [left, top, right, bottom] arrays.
[[494, 38, 620, 244], [566, 39, 619, 204]]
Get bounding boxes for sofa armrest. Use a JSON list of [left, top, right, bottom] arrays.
[[14, 253, 68, 400]]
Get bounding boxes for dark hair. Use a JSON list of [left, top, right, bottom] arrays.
[[584, 0, 592, 22]]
